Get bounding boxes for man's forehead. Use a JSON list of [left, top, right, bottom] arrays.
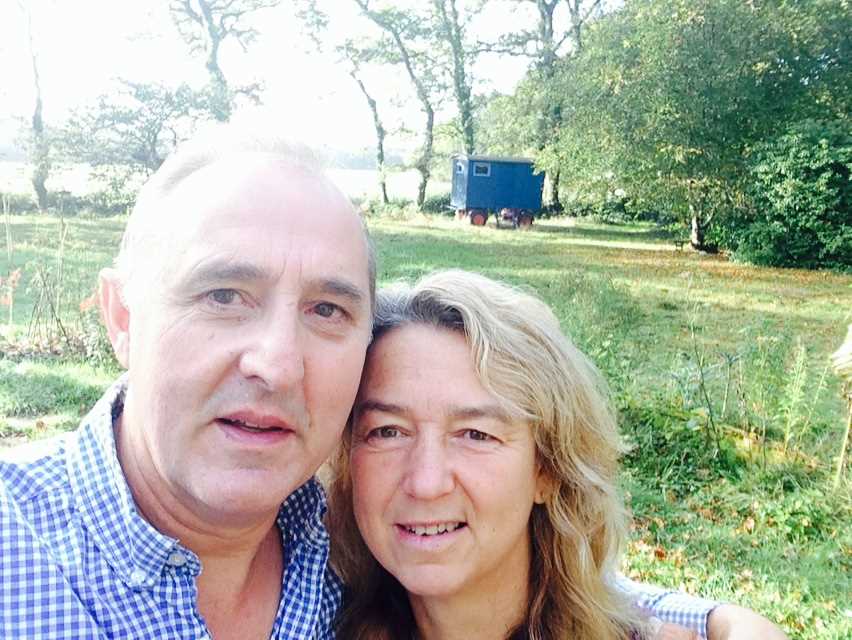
[[163, 153, 345, 210], [147, 154, 360, 247], [147, 154, 366, 281]]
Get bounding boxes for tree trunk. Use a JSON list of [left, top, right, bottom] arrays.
[[416, 105, 435, 209], [25, 5, 48, 210], [690, 213, 718, 252], [199, 0, 231, 121], [352, 73, 388, 204], [550, 169, 563, 211], [356, 1, 435, 208], [434, 0, 475, 154]]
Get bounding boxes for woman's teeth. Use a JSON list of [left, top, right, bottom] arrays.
[[405, 522, 465, 536]]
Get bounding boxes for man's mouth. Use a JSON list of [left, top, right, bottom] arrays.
[[399, 522, 467, 537], [219, 417, 284, 433], [216, 412, 294, 443]]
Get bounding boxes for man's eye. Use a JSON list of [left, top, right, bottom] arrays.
[[208, 289, 239, 305], [313, 302, 343, 319]]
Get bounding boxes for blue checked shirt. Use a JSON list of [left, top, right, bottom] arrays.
[[1, 379, 717, 639], [0, 379, 341, 639], [619, 576, 720, 638]]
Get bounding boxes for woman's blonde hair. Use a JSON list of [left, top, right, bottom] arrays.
[[327, 269, 644, 640]]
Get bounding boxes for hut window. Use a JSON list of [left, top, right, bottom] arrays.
[[473, 162, 491, 177], [456, 161, 464, 174]]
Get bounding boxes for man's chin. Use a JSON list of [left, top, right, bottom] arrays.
[[187, 471, 302, 524]]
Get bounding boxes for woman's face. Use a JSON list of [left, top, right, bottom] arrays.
[[350, 324, 548, 601]]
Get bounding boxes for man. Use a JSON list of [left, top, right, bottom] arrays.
[[0, 128, 784, 639]]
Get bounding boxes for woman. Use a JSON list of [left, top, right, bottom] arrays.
[[328, 269, 663, 639]]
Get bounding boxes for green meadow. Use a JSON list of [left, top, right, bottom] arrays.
[[1, 212, 850, 639]]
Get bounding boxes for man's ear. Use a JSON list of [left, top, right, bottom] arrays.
[[99, 268, 131, 368]]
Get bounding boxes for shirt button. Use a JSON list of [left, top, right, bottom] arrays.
[[167, 551, 187, 567], [129, 568, 148, 585]]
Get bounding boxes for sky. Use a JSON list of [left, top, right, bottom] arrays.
[[0, 0, 536, 157]]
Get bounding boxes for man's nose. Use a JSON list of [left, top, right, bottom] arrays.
[[238, 307, 305, 391], [402, 435, 455, 500]]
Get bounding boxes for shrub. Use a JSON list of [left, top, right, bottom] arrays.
[[0, 192, 39, 214], [734, 119, 852, 270], [421, 192, 452, 214], [359, 196, 414, 218]]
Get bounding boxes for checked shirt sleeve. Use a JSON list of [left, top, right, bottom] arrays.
[[617, 575, 720, 639]]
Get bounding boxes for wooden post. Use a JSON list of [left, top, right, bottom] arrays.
[[831, 325, 852, 489], [2, 194, 11, 266]]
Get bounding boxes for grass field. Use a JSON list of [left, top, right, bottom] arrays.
[[1, 212, 850, 638]]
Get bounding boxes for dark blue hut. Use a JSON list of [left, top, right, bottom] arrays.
[[450, 154, 545, 227]]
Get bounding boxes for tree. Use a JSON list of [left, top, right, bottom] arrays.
[[480, 0, 604, 209], [355, 0, 444, 209], [342, 41, 391, 205], [734, 119, 851, 270], [59, 81, 212, 201], [546, 0, 823, 249], [169, 0, 280, 121], [432, 0, 476, 154], [295, 1, 393, 204], [19, 1, 50, 210]]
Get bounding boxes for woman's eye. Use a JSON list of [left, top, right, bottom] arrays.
[[465, 429, 492, 442], [369, 426, 400, 439], [208, 289, 240, 305]]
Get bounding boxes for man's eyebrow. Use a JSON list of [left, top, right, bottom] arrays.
[[182, 260, 269, 289], [314, 277, 367, 306]]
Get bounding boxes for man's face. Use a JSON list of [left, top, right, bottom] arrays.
[[110, 154, 372, 524]]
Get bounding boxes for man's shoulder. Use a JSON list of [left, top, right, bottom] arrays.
[[0, 434, 72, 504]]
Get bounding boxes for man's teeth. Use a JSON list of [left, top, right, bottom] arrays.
[[405, 523, 464, 536], [227, 419, 278, 432]]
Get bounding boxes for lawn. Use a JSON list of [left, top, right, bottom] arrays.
[[1, 212, 850, 639]]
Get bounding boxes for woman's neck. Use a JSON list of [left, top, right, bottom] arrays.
[[410, 585, 527, 640], [407, 546, 531, 640]]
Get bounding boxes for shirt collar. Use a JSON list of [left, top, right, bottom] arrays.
[[66, 376, 331, 588], [66, 376, 178, 589]]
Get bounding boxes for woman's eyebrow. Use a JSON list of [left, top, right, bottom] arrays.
[[449, 404, 512, 423], [356, 400, 407, 416], [355, 400, 511, 424]]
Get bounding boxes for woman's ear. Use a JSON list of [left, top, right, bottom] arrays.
[[99, 268, 131, 368], [534, 467, 553, 505]]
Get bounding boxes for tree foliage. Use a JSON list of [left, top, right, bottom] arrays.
[[19, 0, 50, 210], [732, 119, 851, 270], [169, 0, 279, 121], [58, 81, 212, 201], [354, 0, 445, 208], [538, 0, 849, 252]]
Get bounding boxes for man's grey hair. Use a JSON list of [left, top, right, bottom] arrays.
[[115, 125, 376, 310]]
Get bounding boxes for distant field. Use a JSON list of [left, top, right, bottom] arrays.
[[1, 213, 850, 638], [0, 161, 451, 203]]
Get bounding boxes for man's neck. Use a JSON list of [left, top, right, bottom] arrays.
[[115, 413, 278, 555], [115, 414, 284, 639]]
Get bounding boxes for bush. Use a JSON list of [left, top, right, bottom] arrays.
[[421, 192, 452, 214], [0, 192, 39, 214], [0, 189, 133, 216], [733, 119, 852, 270], [563, 196, 675, 225], [360, 196, 414, 218]]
